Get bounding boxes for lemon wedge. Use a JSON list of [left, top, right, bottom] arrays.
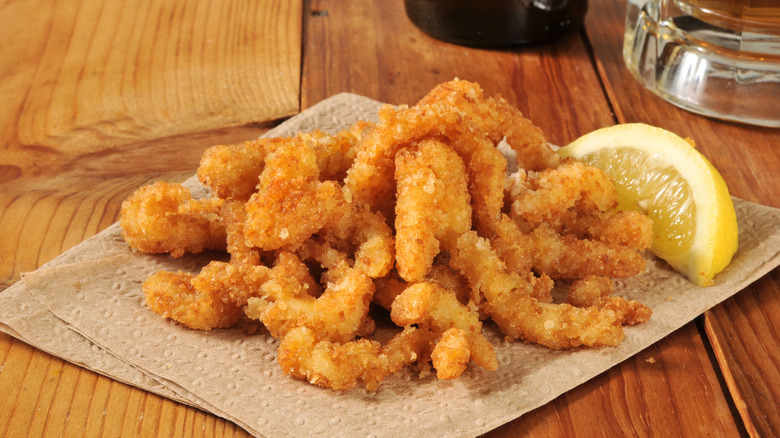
[[558, 123, 738, 286]]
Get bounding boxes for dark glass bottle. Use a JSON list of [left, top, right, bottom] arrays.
[[404, 0, 588, 47]]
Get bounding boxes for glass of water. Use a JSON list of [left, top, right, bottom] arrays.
[[624, 0, 780, 127]]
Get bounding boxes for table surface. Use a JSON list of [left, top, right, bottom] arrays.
[[1, 0, 778, 436]]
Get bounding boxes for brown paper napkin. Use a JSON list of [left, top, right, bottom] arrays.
[[2, 93, 780, 438]]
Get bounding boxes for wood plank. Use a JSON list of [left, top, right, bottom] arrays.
[[0, 0, 300, 156], [0, 333, 252, 437], [0, 124, 270, 290], [302, 0, 741, 435], [704, 270, 780, 437], [489, 324, 742, 437], [585, 1, 780, 436]]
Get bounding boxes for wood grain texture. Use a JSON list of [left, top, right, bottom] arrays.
[[0, 333, 251, 438], [0, 0, 298, 434], [585, 1, 780, 437], [0, 126, 270, 437], [0, 124, 270, 290], [0, 0, 302, 288], [704, 270, 780, 437], [0, 0, 300, 156], [491, 326, 741, 437]]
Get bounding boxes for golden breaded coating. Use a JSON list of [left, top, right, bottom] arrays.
[[450, 231, 625, 349], [373, 264, 486, 318], [243, 139, 345, 251], [277, 326, 435, 391], [415, 79, 559, 172], [394, 139, 471, 281], [120, 181, 226, 257], [557, 210, 653, 250], [347, 208, 395, 278], [197, 137, 287, 201], [450, 135, 508, 230], [530, 225, 647, 279], [189, 260, 270, 307], [391, 282, 497, 372], [197, 122, 374, 201], [319, 202, 395, 279], [302, 121, 375, 182], [245, 243, 375, 343], [242, 137, 394, 279], [478, 213, 536, 278], [568, 276, 652, 326], [503, 160, 652, 280], [372, 271, 408, 311], [143, 270, 243, 330], [425, 263, 476, 309], [508, 160, 618, 228], [220, 200, 262, 265], [345, 79, 558, 219], [431, 328, 471, 380]]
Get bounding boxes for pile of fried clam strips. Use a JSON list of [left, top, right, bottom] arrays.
[[2, 81, 779, 438]]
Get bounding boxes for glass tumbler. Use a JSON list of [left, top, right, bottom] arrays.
[[624, 0, 780, 127]]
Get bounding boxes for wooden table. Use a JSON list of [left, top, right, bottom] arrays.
[[1, 0, 778, 436]]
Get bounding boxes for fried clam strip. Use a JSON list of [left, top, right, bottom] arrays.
[[425, 263, 477, 313], [430, 328, 472, 380], [500, 162, 652, 279], [197, 121, 374, 201], [143, 248, 323, 331], [505, 161, 653, 250], [220, 199, 262, 266], [414, 79, 557, 173], [318, 200, 395, 279], [506, 160, 619, 229], [452, 135, 508, 228], [450, 231, 625, 349], [390, 282, 498, 377], [142, 267, 249, 331], [372, 271, 408, 312], [445, 122, 539, 284], [373, 264, 486, 319], [394, 139, 472, 282], [568, 276, 652, 326], [304, 121, 375, 182], [487, 201, 642, 283], [344, 79, 558, 219], [529, 225, 648, 279], [245, 241, 376, 343], [243, 138, 345, 251], [242, 137, 395, 278], [120, 181, 226, 257], [389, 127, 540, 305], [556, 210, 653, 250], [277, 325, 436, 391], [204, 251, 319, 308], [197, 136, 288, 201]]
